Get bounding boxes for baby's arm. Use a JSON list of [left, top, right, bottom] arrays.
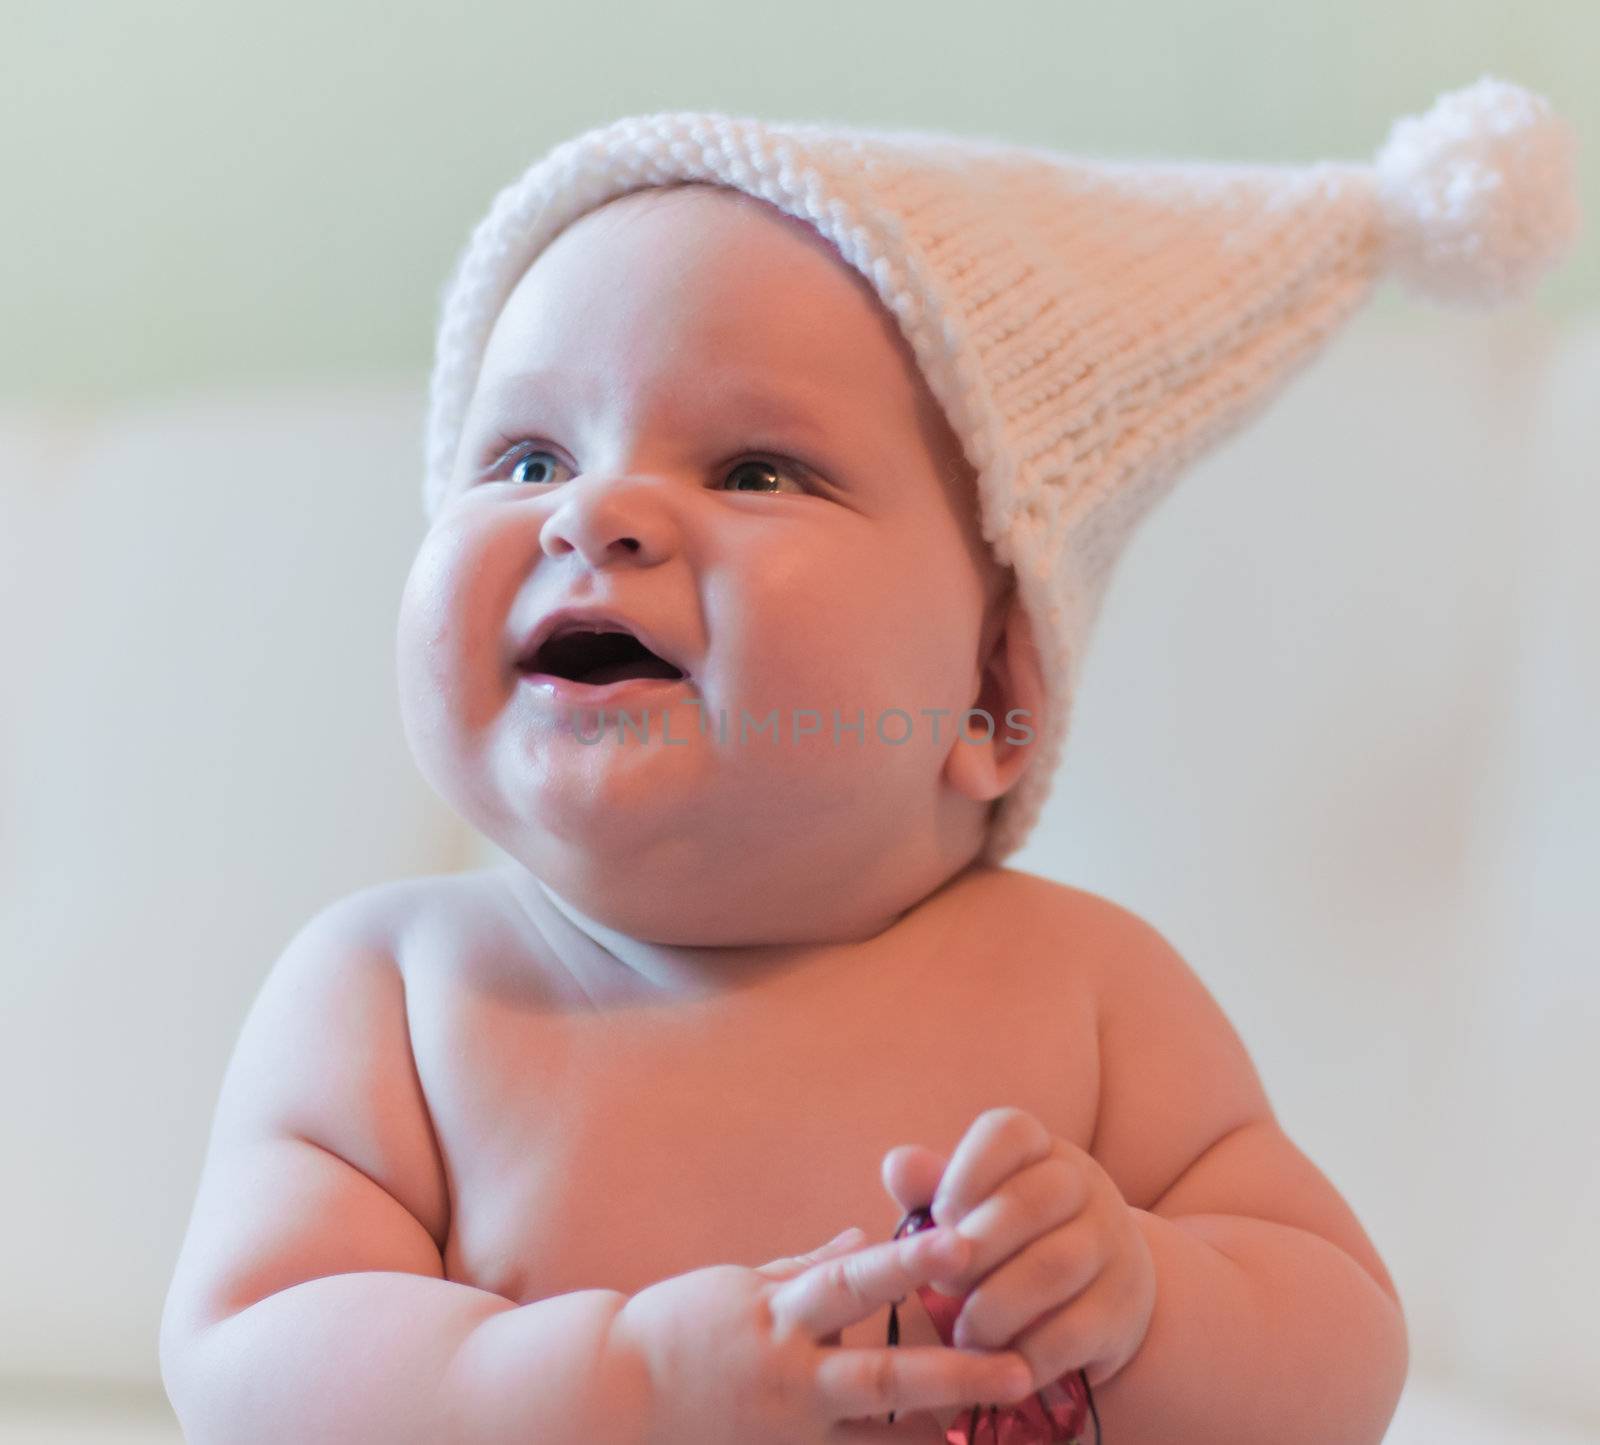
[[159, 891, 650, 1445], [1081, 900, 1409, 1444]]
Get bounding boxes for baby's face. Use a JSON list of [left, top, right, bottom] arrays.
[[398, 182, 1014, 945]]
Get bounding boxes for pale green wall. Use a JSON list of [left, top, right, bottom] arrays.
[[4, 0, 1593, 406]]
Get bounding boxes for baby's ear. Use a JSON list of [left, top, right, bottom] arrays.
[[943, 589, 1045, 806]]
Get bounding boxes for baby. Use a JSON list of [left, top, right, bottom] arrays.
[[159, 81, 1577, 1444]]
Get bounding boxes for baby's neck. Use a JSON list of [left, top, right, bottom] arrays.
[[497, 860, 983, 1002]]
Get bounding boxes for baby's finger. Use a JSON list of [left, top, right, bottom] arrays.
[[754, 1226, 869, 1282], [770, 1226, 970, 1340], [815, 1341, 1034, 1426]]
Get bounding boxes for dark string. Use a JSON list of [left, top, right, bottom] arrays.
[[885, 1206, 1102, 1443]]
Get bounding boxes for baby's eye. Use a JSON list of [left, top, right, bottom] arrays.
[[722, 457, 805, 495], [502, 446, 573, 487]]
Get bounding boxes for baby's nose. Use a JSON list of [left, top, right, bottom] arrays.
[[537, 472, 678, 567]]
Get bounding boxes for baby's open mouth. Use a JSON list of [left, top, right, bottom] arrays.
[[522, 628, 686, 687]]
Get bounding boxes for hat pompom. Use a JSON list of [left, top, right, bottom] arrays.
[[1372, 74, 1583, 308]]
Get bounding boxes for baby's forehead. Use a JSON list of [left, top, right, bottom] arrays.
[[535, 181, 860, 315], [484, 185, 914, 420]]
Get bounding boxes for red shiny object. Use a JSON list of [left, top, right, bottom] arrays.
[[892, 1207, 1099, 1445]]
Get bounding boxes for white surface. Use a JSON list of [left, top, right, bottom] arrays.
[[1387, 1376, 1600, 1444], [3, 311, 1598, 1431], [0, 1406, 181, 1445]]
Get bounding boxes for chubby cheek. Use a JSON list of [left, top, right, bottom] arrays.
[[709, 550, 856, 717], [394, 518, 518, 756], [718, 539, 979, 749]]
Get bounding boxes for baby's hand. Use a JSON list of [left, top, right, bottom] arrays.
[[607, 1224, 1035, 1444], [884, 1106, 1156, 1392]]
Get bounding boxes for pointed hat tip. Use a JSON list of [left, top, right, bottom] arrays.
[[1372, 74, 1584, 308]]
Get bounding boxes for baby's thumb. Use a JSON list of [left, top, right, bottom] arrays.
[[755, 1225, 867, 1281], [882, 1143, 947, 1215]]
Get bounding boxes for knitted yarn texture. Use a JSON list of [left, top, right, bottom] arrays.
[[422, 74, 1582, 864]]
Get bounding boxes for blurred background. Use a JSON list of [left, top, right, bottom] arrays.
[[2, 1, 1595, 1440]]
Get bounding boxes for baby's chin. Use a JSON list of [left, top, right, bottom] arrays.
[[492, 770, 889, 887]]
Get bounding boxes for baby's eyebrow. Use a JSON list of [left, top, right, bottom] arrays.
[[479, 365, 842, 451]]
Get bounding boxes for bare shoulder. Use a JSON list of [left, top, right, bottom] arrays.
[[305, 872, 444, 952], [1063, 887, 1276, 1211], [982, 869, 1239, 1022], [331, 867, 534, 988], [163, 874, 470, 1347], [207, 874, 463, 1237], [1030, 881, 1402, 1307], [950, 864, 1100, 932], [942, 865, 1137, 997], [964, 864, 1139, 968], [315, 869, 486, 954], [974, 870, 1276, 1202]]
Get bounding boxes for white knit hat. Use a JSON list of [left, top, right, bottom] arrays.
[[422, 74, 1582, 865]]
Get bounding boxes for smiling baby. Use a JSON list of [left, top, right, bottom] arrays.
[[160, 81, 1579, 1444]]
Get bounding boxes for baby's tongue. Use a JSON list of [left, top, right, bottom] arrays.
[[579, 655, 681, 685]]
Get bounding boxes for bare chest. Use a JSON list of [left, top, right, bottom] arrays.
[[401, 873, 1100, 1351]]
